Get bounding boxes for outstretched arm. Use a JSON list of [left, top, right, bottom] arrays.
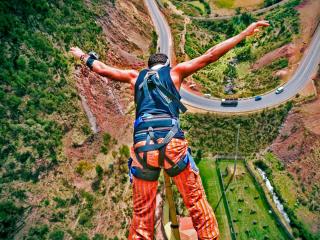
[[70, 47, 138, 85], [171, 20, 270, 87]]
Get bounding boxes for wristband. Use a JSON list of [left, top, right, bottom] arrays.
[[86, 57, 95, 70]]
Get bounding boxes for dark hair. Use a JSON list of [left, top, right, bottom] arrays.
[[148, 53, 169, 68]]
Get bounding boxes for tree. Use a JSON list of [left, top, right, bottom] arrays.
[[0, 201, 24, 238]]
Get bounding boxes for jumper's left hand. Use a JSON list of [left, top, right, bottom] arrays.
[[70, 47, 86, 60], [244, 20, 270, 37]]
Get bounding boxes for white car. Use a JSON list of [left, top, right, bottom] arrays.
[[204, 93, 212, 98], [275, 86, 284, 94]]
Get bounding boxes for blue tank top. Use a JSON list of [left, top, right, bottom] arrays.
[[134, 66, 185, 143], [135, 66, 181, 118]]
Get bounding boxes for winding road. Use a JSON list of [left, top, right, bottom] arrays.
[[145, 0, 320, 113]]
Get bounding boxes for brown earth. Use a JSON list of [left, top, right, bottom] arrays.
[[269, 66, 320, 233], [68, 0, 153, 160], [252, 43, 296, 70], [270, 69, 320, 186], [253, 0, 320, 82]]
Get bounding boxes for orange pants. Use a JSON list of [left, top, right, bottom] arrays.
[[129, 139, 219, 240]]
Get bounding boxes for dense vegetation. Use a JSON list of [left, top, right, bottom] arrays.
[[0, 0, 113, 238], [264, 0, 282, 7], [0, 0, 108, 182], [171, 0, 211, 17], [180, 102, 292, 158], [181, 0, 300, 97]]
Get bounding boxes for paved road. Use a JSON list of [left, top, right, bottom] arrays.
[[145, 0, 320, 112]]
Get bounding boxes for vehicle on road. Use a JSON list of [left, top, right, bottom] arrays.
[[255, 96, 262, 101], [204, 93, 212, 98], [221, 98, 238, 107], [275, 86, 284, 94]]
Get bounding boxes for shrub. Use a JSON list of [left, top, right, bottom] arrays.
[[0, 200, 23, 238], [93, 233, 105, 240], [74, 233, 90, 240], [26, 224, 49, 239], [78, 209, 92, 226], [180, 103, 292, 156], [49, 229, 64, 240], [96, 164, 104, 178], [53, 197, 68, 208], [101, 132, 116, 155], [75, 161, 93, 176]]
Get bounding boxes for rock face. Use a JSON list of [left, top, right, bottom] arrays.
[[270, 70, 320, 197], [98, 0, 152, 68], [74, 0, 153, 145]]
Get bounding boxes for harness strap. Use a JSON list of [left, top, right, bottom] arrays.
[[143, 128, 152, 164], [158, 146, 166, 168], [163, 123, 179, 143], [152, 76, 187, 113], [164, 156, 175, 166], [134, 120, 179, 170], [134, 119, 176, 133], [138, 71, 187, 115]]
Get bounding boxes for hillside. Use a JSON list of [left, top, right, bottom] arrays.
[[260, 66, 320, 239], [162, 0, 320, 98], [0, 0, 152, 239], [1, 0, 320, 239]]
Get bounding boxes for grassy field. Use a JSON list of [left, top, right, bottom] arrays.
[[211, 0, 265, 9], [198, 159, 232, 240], [198, 159, 291, 239], [190, 1, 206, 11], [213, 0, 235, 8], [218, 160, 289, 239]]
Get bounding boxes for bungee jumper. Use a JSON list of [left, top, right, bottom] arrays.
[[70, 20, 269, 240]]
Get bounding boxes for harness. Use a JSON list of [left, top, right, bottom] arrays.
[[129, 66, 190, 181]]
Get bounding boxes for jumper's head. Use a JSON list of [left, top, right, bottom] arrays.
[[148, 53, 170, 69]]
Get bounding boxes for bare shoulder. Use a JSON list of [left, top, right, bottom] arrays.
[[170, 65, 183, 90], [128, 69, 139, 86]]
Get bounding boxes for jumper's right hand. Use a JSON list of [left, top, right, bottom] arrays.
[[244, 20, 270, 37], [70, 47, 86, 60]]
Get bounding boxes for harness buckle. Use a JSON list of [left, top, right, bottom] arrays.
[[148, 127, 155, 140]]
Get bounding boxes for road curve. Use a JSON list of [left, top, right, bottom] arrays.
[[145, 0, 320, 113]]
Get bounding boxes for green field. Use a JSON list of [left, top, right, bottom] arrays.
[[198, 159, 290, 240], [213, 0, 235, 8], [198, 159, 232, 240], [219, 160, 289, 239]]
